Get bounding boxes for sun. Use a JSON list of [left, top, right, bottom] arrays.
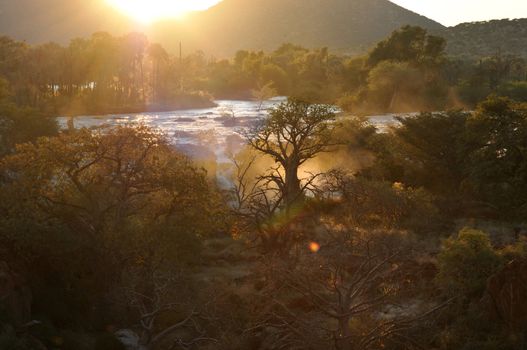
[[106, 0, 220, 23]]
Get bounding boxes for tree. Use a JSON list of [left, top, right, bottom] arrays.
[[362, 26, 449, 112], [366, 61, 424, 111], [3, 125, 226, 249], [0, 78, 57, 156], [250, 225, 444, 350], [367, 26, 446, 69], [319, 170, 439, 232], [259, 64, 288, 95], [392, 111, 470, 196], [0, 125, 225, 325], [121, 269, 218, 349], [465, 96, 527, 217], [148, 43, 169, 104], [246, 99, 337, 207], [437, 228, 502, 301]]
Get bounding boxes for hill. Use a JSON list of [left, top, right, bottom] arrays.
[[443, 19, 527, 58], [148, 0, 444, 55], [0, 0, 443, 56], [0, 0, 135, 43]]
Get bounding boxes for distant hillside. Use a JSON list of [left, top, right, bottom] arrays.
[[0, 0, 443, 56], [0, 0, 135, 43], [148, 0, 444, 56], [443, 19, 527, 58]]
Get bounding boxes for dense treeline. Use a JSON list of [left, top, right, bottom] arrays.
[[1, 26, 526, 117], [0, 32, 215, 116], [183, 25, 527, 112]]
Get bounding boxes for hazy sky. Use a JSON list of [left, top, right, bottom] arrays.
[[390, 0, 527, 26]]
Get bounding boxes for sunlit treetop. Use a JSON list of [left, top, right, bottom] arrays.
[[106, 0, 222, 23]]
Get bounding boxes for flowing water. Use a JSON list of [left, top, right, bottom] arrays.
[[57, 98, 402, 167]]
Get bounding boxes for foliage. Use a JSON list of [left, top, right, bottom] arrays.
[[247, 99, 337, 206], [319, 171, 439, 232], [368, 25, 446, 68], [444, 19, 527, 58], [438, 303, 523, 350], [249, 224, 438, 350], [465, 96, 527, 217], [0, 33, 215, 116], [363, 96, 527, 219], [231, 100, 338, 251], [437, 228, 502, 300], [0, 125, 226, 327], [338, 26, 455, 113], [366, 61, 425, 112], [0, 78, 57, 156], [389, 111, 469, 195]]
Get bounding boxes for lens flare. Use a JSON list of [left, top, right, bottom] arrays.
[[309, 242, 321, 253]]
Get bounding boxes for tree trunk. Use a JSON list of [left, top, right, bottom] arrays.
[[335, 316, 353, 350], [283, 159, 302, 207]]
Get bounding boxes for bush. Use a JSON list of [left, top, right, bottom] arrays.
[[437, 228, 502, 300], [320, 172, 440, 232]]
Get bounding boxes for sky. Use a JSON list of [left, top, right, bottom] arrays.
[[389, 0, 527, 26]]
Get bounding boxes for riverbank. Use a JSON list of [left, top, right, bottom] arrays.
[[56, 92, 218, 117]]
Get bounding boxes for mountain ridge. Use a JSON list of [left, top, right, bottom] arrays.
[[161, 0, 445, 55]]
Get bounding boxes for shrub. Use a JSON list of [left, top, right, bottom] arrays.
[[437, 228, 502, 300]]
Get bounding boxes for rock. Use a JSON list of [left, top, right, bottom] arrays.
[[484, 259, 527, 331], [0, 262, 32, 327], [115, 329, 147, 350]]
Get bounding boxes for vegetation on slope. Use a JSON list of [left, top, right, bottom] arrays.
[[443, 19, 527, 58]]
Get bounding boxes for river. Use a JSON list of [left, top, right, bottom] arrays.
[[57, 98, 402, 165]]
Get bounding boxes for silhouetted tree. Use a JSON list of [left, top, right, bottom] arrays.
[[247, 99, 337, 207]]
